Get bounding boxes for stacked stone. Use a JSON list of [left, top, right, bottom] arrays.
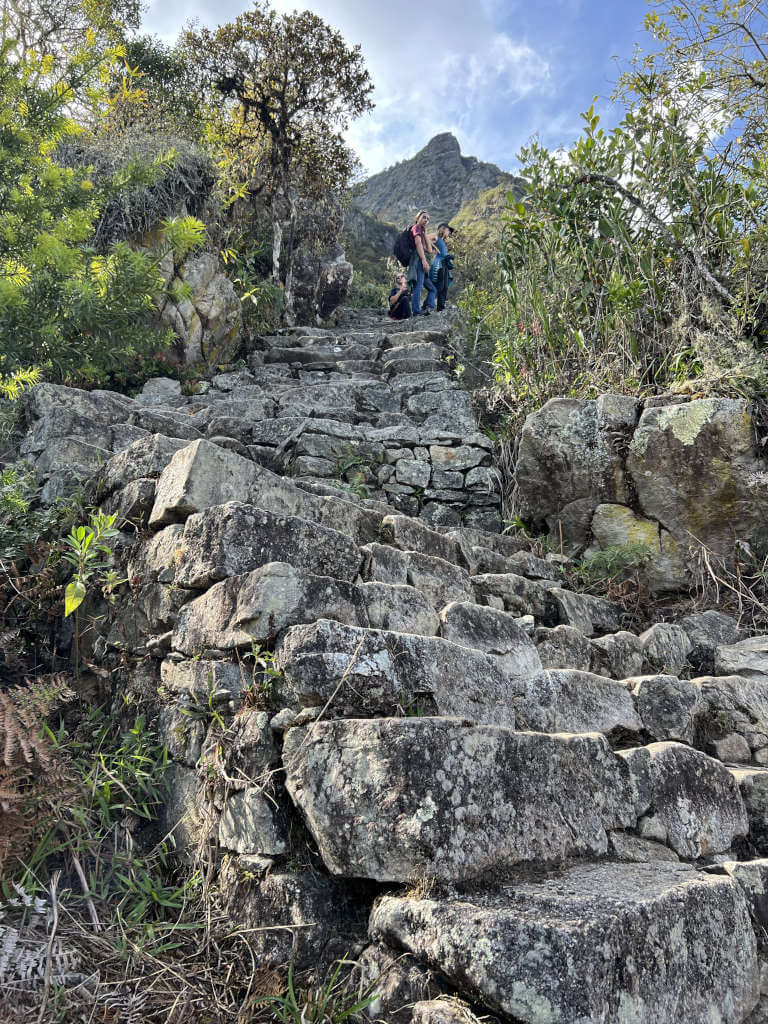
[[20, 314, 499, 530], [15, 308, 768, 1024]]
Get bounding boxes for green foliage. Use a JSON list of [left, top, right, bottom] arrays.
[[0, 466, 64, 561], [480, 2, 768, 429], [243, 641, 283, 707], [62, 509, 122, 618], [28, 708, 200, 946], [345, 276, 386, 309], [573, 543, 653, 589], [0, 31, 208, 386], [187, 3, 373, 315], [220, 243, 284, 335], [261, 957, 377, 1024]]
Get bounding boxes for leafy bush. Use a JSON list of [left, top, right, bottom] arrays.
[[479, 1, 768, 430], [0, 37, 206, 386]]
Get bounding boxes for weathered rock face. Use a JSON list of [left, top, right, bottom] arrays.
[[275, 619, 518, 727], [17, 305, 768, 1023], [513, 395, 639, 544], [292, 249, 353, 324], [513, 394, 768, 589], [627, 398, 768, 553], [516, 669, 641, 737], [283, 718, 635, 883], [621, 742, 749, 857], [159, 251, 242, 365], [370, 863, 759, 1024]]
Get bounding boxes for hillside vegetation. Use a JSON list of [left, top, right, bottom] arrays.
[[466, 1, 768, 433]]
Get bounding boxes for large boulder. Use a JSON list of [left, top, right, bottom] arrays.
[[516, 669, 641, 737], [370, 862, 759, 1024], [627, 398, 768, 556], [275, 618, 517, 727], [620, 742, 748, 857], [513, 395, 640, 546], [438, 601, 542, 683], [292, 249, 353, 324], [173, 502, 362, 588], [283, 718, 635, 883], [161, 251, 242, 365]]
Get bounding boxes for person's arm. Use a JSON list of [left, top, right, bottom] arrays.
[[414, 234, 430, 271], [389, 285, 406, 306]]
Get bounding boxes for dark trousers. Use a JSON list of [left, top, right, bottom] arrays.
[[436, 266, 449, 311], [389, 295, 411, 320]]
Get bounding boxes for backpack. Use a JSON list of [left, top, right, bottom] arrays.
[[393, 225, 415, 267]]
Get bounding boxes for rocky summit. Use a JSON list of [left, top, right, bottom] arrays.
[[351, 133, 524, 228], [16, 307, 768, 1023]]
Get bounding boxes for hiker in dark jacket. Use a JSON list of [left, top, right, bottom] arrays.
[[388, 273, 411, 320], [431, 222, 454, 311], [407, 210, 436, 317]]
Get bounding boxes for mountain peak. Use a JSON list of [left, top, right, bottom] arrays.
[[423, 132, 462, 156], [352, 136, 519, 227]]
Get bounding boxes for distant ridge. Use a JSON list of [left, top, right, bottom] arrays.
[[352, 132, 524, 227]]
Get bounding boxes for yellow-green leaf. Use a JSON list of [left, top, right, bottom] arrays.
[[65, 580, 86, 617]]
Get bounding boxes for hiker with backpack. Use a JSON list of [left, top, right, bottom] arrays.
[[393, 210, 436, 317]]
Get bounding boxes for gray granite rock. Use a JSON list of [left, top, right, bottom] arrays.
[[716, 637, 768, 680], [174, 502, 362, 588], [275, 619, 517, 726], [533, 624, 592, 671], [620, 742, 748, 857], [640, 622, 693, 675], [370, 862, 758, 1024], [590, 630, 644, 679], [681, 610, 744, 673], [629, 674, 702, 743], [283, 718, 635, 882], [517, 669, 641, 736], [438, 601, 541, 684]]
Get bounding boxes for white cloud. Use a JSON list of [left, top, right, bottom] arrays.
[[143, 0, 552, 175]]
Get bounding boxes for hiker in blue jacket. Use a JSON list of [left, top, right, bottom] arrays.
[[430, 223, 453, 311]]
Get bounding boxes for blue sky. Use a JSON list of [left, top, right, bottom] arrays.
[[143, 0, 655, 176]]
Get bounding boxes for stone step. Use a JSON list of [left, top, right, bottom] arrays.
[[274, 618, 517, 727], [171, 502, 363, 589], [283, 718, 636, 883], [148, 439, 382, 545], [170, 563, 443, 655], [369, 862, 759, 1024]]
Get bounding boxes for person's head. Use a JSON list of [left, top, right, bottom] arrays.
[[395, 272, 407, 288], [415, 210, 430, 227], [438, 223, 453, 240]]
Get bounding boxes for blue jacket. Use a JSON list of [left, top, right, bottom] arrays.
[[429, 237, 448, 283]]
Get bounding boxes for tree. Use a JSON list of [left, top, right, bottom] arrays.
[[622, 1, 768, 166], [186, 3, 372, 320], [0, 0, 142, 62], [0, 31, 204, 383]]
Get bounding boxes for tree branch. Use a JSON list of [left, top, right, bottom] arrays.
[[571, 171, 736, 305]]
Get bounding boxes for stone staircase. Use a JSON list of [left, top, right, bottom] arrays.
[[18, 307, 768, 1023]]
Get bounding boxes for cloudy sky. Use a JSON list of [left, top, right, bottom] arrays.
[[143, 0, 653, 176]]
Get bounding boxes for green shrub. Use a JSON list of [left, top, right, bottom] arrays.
[[0, 38, 205, 387]]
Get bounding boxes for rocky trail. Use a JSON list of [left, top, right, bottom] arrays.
[[15, 307, 768, 1023]]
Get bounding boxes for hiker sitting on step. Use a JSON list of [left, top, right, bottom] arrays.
[[407, 210, 437, 317], [388, 273, 412, 320]]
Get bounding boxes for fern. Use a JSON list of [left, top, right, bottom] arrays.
[[0, 677, 74, 875], [0, 886, 80, 989], [0, 677, 74, 767]]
